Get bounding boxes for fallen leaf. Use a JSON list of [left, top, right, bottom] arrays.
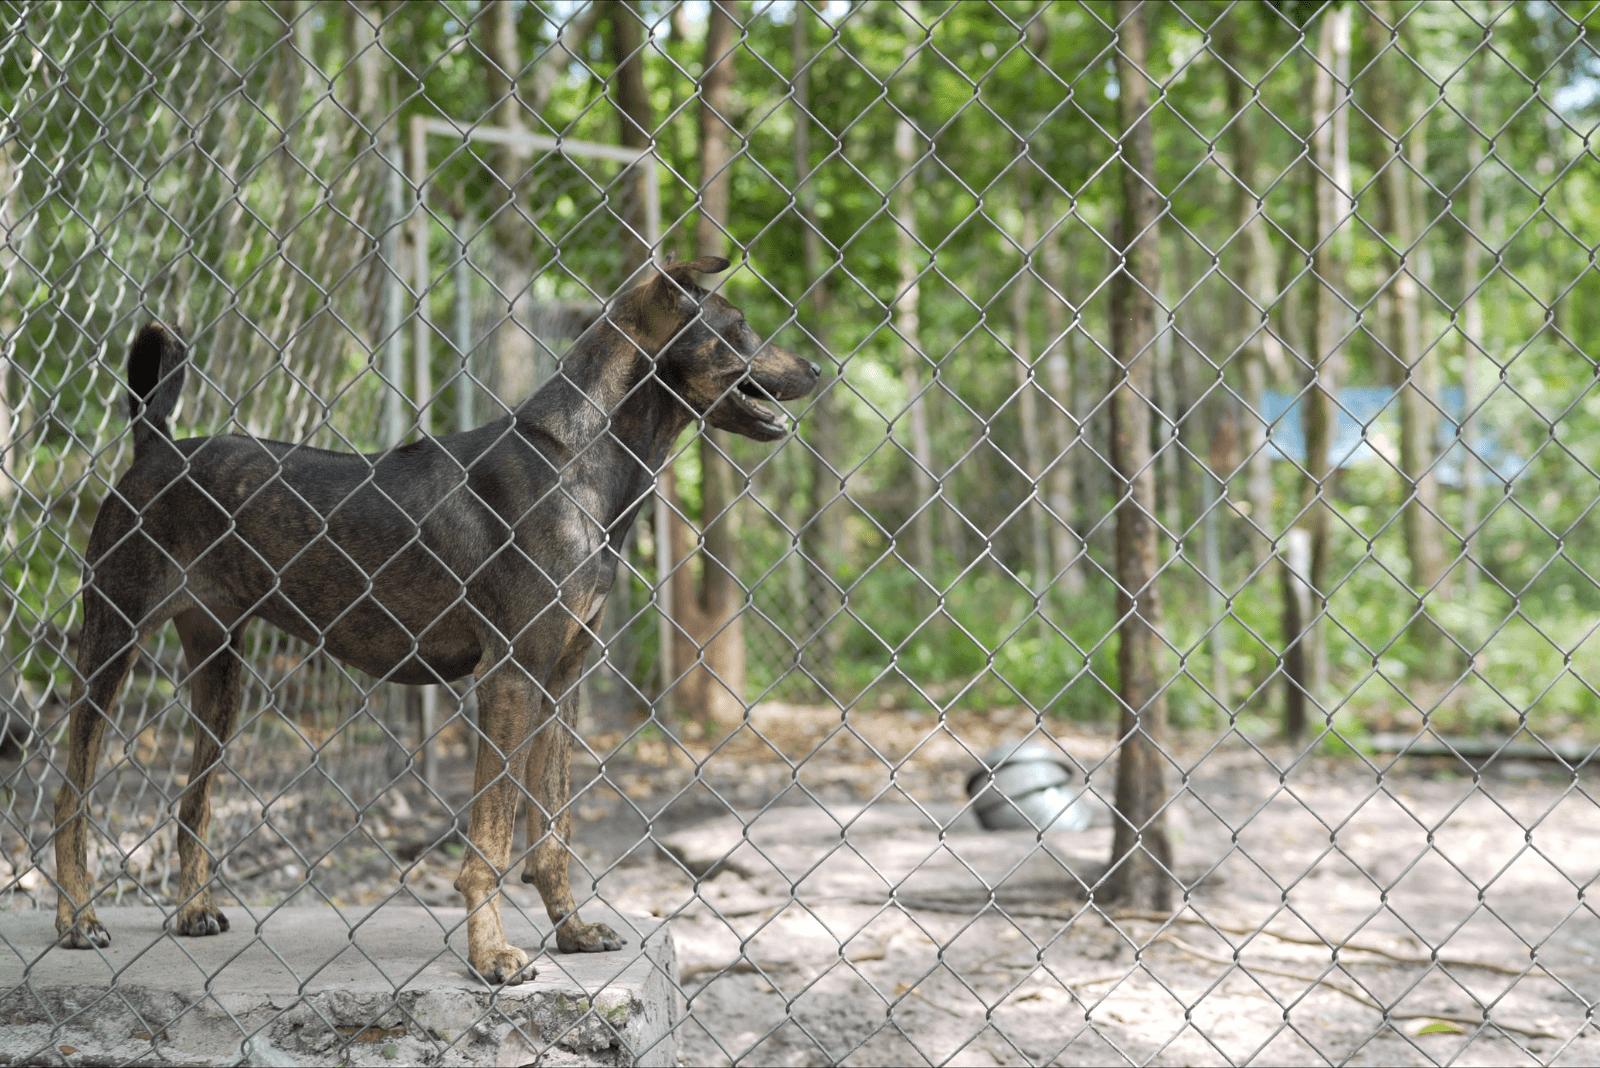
[[1417, 1020, 1464, 1036]]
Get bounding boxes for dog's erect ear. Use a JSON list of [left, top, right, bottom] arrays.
[[684, 255, 731, 276], [655, 255, 732, 297]]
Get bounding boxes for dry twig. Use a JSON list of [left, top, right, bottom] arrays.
[[1159, 932, 1561, 1041], [1112, 909, 1542, 979]]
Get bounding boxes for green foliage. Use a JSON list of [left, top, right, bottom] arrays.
[[5, 0, 1599, 752]]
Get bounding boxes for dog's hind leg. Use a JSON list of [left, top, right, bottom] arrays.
[[454, 663, 539, 984], [520, 643, 624, 954], [170, 608, 245, 937], [53, 594, 142, 948]]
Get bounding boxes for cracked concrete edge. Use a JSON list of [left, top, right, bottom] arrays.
[[0, 934, 677, 1067]]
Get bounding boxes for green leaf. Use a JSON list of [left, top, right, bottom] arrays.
[[1416, 1020, 1464, 1035]]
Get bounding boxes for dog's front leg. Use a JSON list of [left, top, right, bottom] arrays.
[[455, 667, 537, 985], [520, 672, 624, 954]]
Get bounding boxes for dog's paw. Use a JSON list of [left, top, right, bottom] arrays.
[[473, 945, 535, 986], [56, 917, 112, 949], [173, 906, 230, 937], [557, 920, 626, 954]]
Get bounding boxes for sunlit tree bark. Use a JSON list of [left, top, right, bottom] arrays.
[[1215, 14, 1285, 567], [1104, 0, 1173, 912], [1366, 2, 1445, 648], [892, 3, 936, 581], [1459, 52, 1486, 598], [1290, 2, 1352, 738], [608, 0, 654, 282], [1012, 159, 1052, 593], [1040, 213, 1083, 594], [669, 0, 748, 732], [792, 1, 844, 681]]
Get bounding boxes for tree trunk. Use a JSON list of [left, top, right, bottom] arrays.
[[1459, 56, 1485, 598], [263, 0, 334, 441], [528, 4, 601, 118], [1405, 73, 1444, 607], [478, 1, 542, 407], [345, 3, 409, 445], [0, 98, 22, 742], [1040, 210, 1083, 593], [484, 1, 526, 156], [1079, 251, 1111, 563], [0, 138, 16, 529], [793, 2, 844, 680], [1202, 423, 1232, 709], [893, 7, 936, 581], [608, 0, 653, 282], [1169, 240, 1201, 540], [1215, 15, 1284, 567], [1104, 0, 1173, 912], [1280, 528, 1312, 740], [696, 3, 736, 260], [479, 3, 603, 407], [1011, 160, 1051, 593], [1291, 3, 1351, 736], [1154, 269, 1179, 549], [667, 0, 747, 732], [893, 128, 936, 579], [1366, 3, 1445, 643], [254, 4, 378, 446]]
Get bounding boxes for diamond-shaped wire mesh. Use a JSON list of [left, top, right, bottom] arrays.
[[3, 1, 1599, 1064]]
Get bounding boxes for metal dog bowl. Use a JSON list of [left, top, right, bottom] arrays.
[[965, 740, 1093, 832]]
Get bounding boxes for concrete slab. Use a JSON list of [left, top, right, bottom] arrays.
[[0, 902, 677, 1067]]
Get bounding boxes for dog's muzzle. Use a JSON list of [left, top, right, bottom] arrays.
[[713, 349, 821, 442]]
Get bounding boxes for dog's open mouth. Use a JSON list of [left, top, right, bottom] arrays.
[[707, 348, 818, 442], [730, 377, 786, 431]]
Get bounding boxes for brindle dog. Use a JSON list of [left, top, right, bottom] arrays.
[[52, 256, 819, 984]]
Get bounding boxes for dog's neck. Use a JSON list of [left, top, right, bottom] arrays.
[[510, 321, 697, 526]]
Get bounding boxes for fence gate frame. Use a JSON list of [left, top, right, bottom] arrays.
[[402, 117, 671, 784]]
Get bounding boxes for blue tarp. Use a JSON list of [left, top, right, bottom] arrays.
[[1260, 386, 1524, 485]]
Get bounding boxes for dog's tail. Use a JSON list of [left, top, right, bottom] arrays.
[[126, 322, 186, 456]]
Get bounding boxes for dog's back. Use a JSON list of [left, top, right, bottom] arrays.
[[93, 330, 601, 686]]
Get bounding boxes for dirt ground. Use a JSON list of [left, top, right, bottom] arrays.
[[8, 702, 1600, 1066], [565, 704, 1600, 1067]]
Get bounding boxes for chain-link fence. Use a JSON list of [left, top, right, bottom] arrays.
[[4, 1, 1600, 1064]]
